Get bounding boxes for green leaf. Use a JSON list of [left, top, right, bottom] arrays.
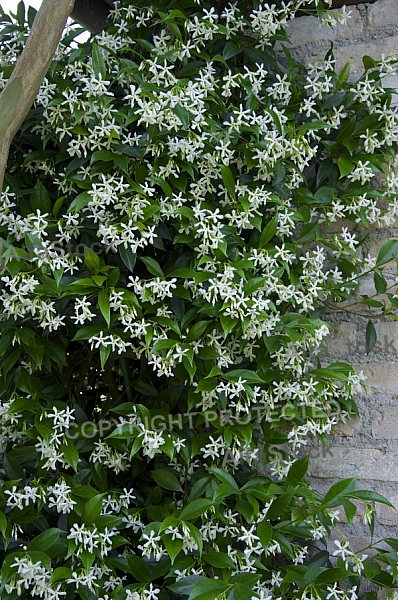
[[3, 454, 24, 480], [68, 191, 91, 213], [213, 482, 240, 501], [348, 490, 396, 508], [172, 104, 193, 129], [152, 469, 183, 492], [236, 498, 254, 521], [363, 55, 375, 70], [316, 158, 335, 187], [322, 478, 357, 507], [337, 156, 355, 178], [223, 41, 241, 60], [373, 271, 387, 295], [225, 369, 264, 384], [82, 494, 103, 525], [0, 513, 8, 540], [119, 245, 136, 272], [84, 246, 100, 274], [100, 344, 112, 368], [203, 550, 235, 569], [127, 555, 151, 583], [267, 490, 294, 519], [365, 319, 376, 355], [220, 165, 236, 200], [297, 221, 319, 243], [285, 455, 309, 487], [220, 315, 238, 336], [28, 528, 64, 552], [163, 534, 183, 564], [341, 498, 357, 525], [98, 290, 111, 328], [49, 567, 73, 584], [376, 240, 398, 266], [30, 180, 51, 213], [92, 43, 106, 78], [139, 256, 164, 277], [179, 499, 214, 521], [186, 321, 209, 342], [259, 213, 278, 247], [72, 325, 102, 341], [315, 567, 353, 584], [337, 62, 351, 86], [60, 442, 79, 472], [257, 520, 272, 549], [189, 579, 231, 600], [168, 576, 205, 596], [208, 468, 239, 491]]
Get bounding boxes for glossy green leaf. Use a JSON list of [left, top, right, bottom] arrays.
[[365, 319, 377, 355], [179, 499, 214, 521], [152, 469, 183, 492], [220, 165, 236, 200], [98, 290, 111, 328], [82, 494, 103, 525]]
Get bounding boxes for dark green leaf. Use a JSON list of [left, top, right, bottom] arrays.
[[188, 579, 231, 600], [376, 240, 398, 266], [285, 455, 309, 487], [259, 213, 278, 247], [220, 165, 236, 200], [98, 290, 111, 328], [223, 41, 241, 60], [82, 494, 103, 525], [365, 319, 376, 355], [84, 246, 100, 274], [152, 469, 183, 492], [92, 43, 106, 78], [28, 528, 64, 552], [373, 271, 387, 295], [322, 478, 357, 507], [203, 550, 235, 569], [337, 156, 355, 178], [30, 180, 51, 213], [139, 256, 164, 277], [179, 499, 214, 521]]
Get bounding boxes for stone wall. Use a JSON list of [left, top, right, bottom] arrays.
[[287, 0, 398, 80], [286, 0, 398, 543]]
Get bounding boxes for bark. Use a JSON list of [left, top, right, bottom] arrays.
[[70, 0, 112, 34], [0, 0, 75, 191]]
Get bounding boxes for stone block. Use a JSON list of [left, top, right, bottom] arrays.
[[332, 415, 361, 437], [359, 363, 398, 395], [367, 0, 398, 28], [285, 8, 363, 49], [372, 406, 398, 439], [373, 322, 398, 355], [333, 38, 398, 76], [308, 446, 398, 481], [376, 491, 398, 525], [326, 322, 357, 357]]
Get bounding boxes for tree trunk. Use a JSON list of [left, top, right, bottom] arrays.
[[70, 0, 112, 34], [0, 0, 75, 191]]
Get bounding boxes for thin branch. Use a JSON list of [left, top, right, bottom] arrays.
[[0, 0, 75, 191]]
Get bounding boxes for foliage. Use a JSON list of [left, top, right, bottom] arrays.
[[0, 0, 398, 598]]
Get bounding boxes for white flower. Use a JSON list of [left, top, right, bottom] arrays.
[[332, 539, 353, 561]]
